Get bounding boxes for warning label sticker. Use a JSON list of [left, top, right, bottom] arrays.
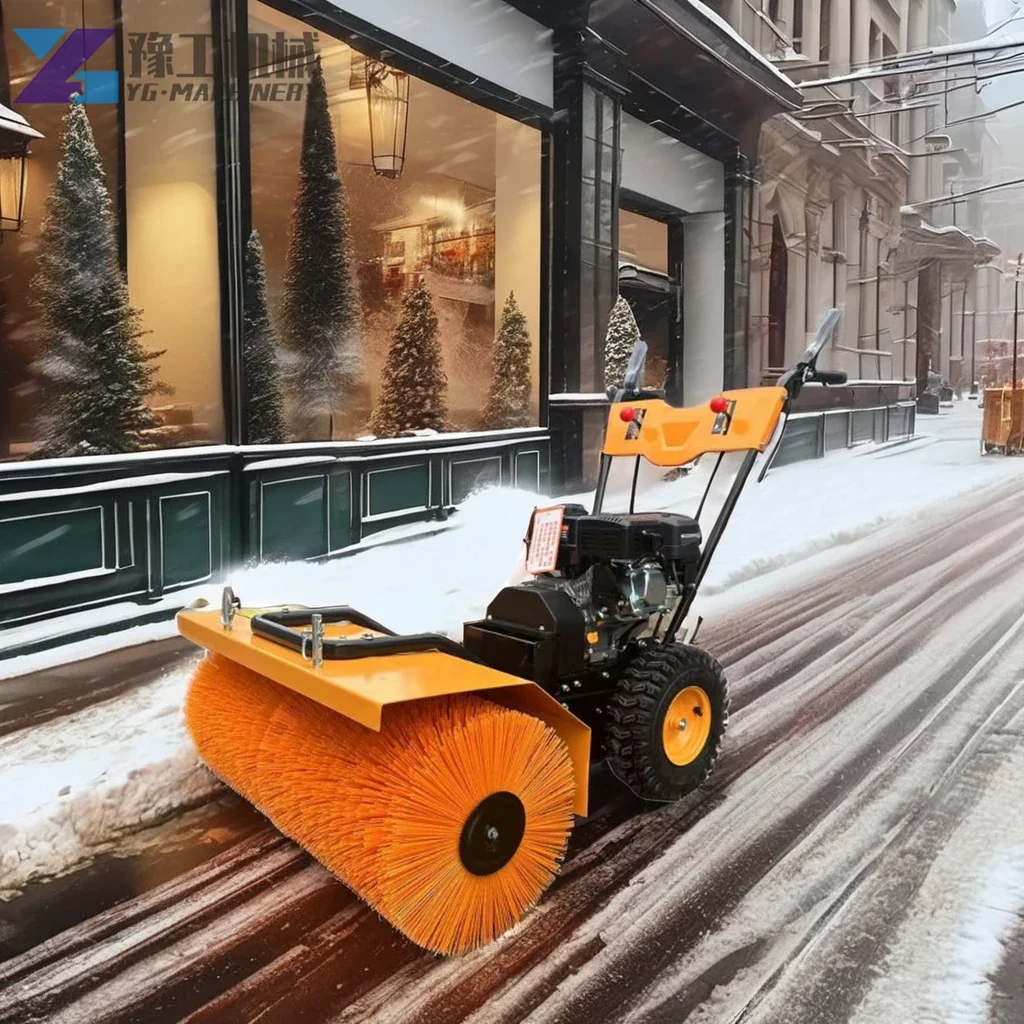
[[526, 506, 565, 575]]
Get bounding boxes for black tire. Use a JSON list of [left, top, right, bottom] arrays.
[[606, 644, 729, 802]]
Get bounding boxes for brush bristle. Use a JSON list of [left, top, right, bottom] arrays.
[[185, 657, 576, 955]]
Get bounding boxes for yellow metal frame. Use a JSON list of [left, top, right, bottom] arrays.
[[178, 609, 591, 815], [603, 387, 788, 467]]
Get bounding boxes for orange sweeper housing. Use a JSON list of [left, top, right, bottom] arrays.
[[178, 310, 845, 956]]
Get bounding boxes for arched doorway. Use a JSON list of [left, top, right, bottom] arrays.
[[768, 216, 788, 371]]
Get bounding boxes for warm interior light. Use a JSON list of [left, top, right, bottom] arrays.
[[0, 139, 29, 233], [366, 60, 410, 180]]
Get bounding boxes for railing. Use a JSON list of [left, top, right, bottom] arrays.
[[771, 401, 916, 469]]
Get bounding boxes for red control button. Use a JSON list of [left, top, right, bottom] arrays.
[[710, 396, 729, 415], [620, 407, 637, 422]]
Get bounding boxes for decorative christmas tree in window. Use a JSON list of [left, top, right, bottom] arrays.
[[32, 101, 165, 457], [281, 56, 362, 440], [243, 230, 285, 444], [604, 294, 642, 392], [484, 291, 532, 429], [371, 283, 447, 437]]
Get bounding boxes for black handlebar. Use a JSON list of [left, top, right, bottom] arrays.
[[813, 370, 848, 386], [778, 308, 844, 402]]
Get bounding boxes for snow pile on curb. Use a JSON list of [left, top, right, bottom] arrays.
[[0, 662, 215, 896]]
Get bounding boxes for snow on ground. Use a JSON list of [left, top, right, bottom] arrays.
[[848, 729, 1024, 1024], [0, 662, 217, 896], [3, 399, 1024, 892]]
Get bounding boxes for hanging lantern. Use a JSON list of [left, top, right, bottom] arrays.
[[365, 59, 409, 179], [0, 103, 42, 234]]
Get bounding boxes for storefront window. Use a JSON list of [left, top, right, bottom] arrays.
[[248, 1, 542, 440], [0, 0, 222, 460]]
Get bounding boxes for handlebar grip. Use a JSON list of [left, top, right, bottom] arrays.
[[813, 370, 848, 386]]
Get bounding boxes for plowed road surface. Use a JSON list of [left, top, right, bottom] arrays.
[[2, 480, 1024, 1024]]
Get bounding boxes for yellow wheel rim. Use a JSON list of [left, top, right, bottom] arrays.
[[661, 686, 713, 766]]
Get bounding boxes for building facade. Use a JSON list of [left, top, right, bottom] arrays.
[[715, 0, 998, 442], [895, 0, 999, 402], [0, 0, 798, 641]]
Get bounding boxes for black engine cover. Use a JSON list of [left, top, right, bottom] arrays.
[[463, 579, 587, 683], [574, 513, 702, 563]]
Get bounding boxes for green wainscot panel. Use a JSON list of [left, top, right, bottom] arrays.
[[261, 477, 327, 562], [0, 506, 105, 586], [450, 457, 502, 505], [115, 502, 135, 568], [329, 473, 352, 551], [367, 464, 430, 518], [161, 493, 212, 588], [515, 450, 541, 492]]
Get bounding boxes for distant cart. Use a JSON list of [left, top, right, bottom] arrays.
[[982, 387, 1024, 454]]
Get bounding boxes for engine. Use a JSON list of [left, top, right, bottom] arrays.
[[462, 506, 703, 690]]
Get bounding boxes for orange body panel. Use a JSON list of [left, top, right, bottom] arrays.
[[604, 387, 788, 467], [177, 608, 591, 815]]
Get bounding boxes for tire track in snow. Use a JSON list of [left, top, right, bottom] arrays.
[[4, 480, 1024, 1023], [637, 600, 1024, 1023], [738, 682, 1024, 1024]]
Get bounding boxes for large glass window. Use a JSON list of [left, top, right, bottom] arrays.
[[120, 0, 223, 449], [248, 1, 542, 440], [0, 0, 223, 460]]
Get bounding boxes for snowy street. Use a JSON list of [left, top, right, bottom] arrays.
[[2, 403, 1024, 1022]]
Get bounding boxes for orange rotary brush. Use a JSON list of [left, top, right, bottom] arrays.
[[185, 657, 576, 955]]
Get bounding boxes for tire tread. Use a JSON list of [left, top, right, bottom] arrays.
[[606, 644, 730, 802]]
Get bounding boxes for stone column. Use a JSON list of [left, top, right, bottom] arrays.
[[683, 212, 726, 405], [916, 261, 941, 395], [851, 0, 870, 66], [779, 0, 795, 49], [832, 0, 852, 86], [939, 273, 952, 382], [787, 241, 809, 366], [805, 205, 825, 343], [802, 0, 820, 60]]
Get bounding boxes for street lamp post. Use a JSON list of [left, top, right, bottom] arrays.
[[971, 307, 977, 394], [1011, 253, 1024, 391]]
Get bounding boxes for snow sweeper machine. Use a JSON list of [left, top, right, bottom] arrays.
[[178, 309, 845, 956]]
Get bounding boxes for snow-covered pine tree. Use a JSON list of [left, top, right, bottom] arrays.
[[32, 101, 164, 457], [604, 294, 642, 392], [280, 56, 362, 440], [371, 283, 447, 436], [243, 230, 286, 444], [484, 291, 532, 429]]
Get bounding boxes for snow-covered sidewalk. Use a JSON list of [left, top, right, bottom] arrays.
[[3, 400, 1023, 892]]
